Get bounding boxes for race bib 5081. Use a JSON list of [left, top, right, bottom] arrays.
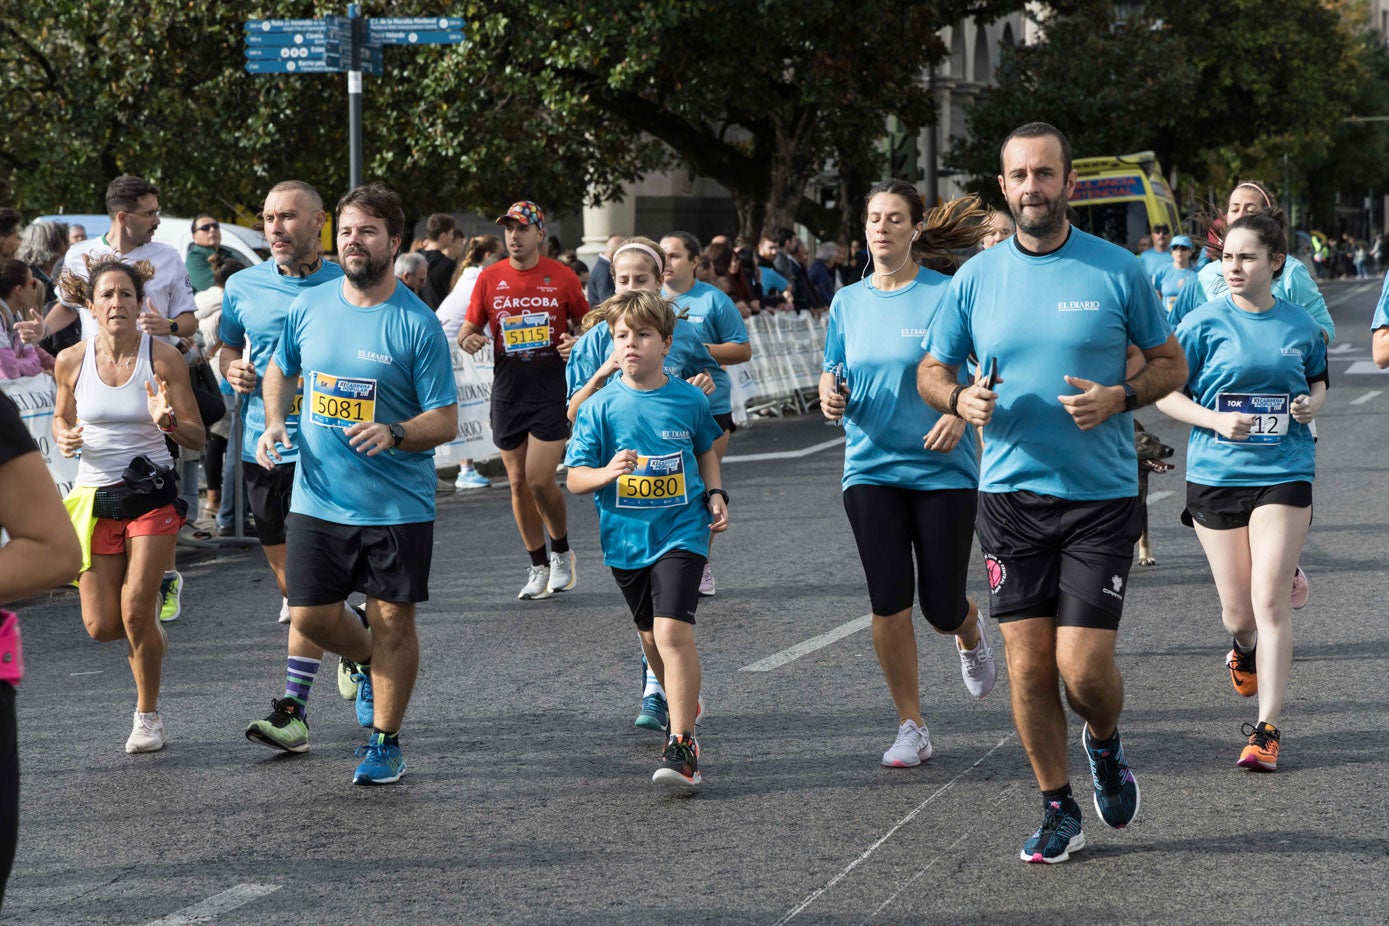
[[308, 372, 377, 429]]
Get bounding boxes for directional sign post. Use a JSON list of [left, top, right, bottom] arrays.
[[245, 8, 465, 189]]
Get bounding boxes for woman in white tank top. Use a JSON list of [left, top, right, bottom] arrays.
[[50, 258, 204, 755]]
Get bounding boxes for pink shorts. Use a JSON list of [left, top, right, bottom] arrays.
[[91, 503, 184, 555]]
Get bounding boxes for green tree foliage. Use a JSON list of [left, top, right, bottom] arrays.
[[949, 0, 1363, 211], [2, 1, 1034, 240], [1303, 36, 1389, 233]]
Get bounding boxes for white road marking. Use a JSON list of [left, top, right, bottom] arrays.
[[1147, 490, 1174, 504], [723, 436, 845, 464], [144, 884, 280, 925], [774, 733, 1017, 925], [1350, 390, 1382, 406], [1326, 343, 1356, 355], [741, 614, 872, 672], [1344, 361, 1389, 375], [69, 671, 103, 677]]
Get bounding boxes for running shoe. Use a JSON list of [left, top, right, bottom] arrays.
[[635, 691, 668, 731], [652, 733, 701, 790], [125, 710, 166, 753], [278, 597, 290, 625], [1291, 566, 1310, 610], [338, 656, 361, 700], [518, 563, 552, 600], [958, 622, 997, 699], [353, 665, 374, 728], [1226, 644, 1258, 697], [881, 719, 933, 768], [352, 733, 405, 785], [158, 571, 183, 623], [1237, 720, 1280, 771], [698, 563, 716, 597], [454, 467, 491, 490], [1020, 799, 1085, 864], [244, 698, 309, 753], [1082, 726, 1140, 828], [547, 550, 577, 594]]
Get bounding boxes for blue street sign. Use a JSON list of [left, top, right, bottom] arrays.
[[369, 16, 464, 30], [366, 29, 465, 45], [244, 18, 326, 32], [323, 43, 382, 75], [245, 45, 327, 60], [245, 31, 327, 47], [244, 59, 340, 74], [323, 14, 353, 44]]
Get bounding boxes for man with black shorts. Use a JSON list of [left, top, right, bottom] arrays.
[[257, 183, 457, 784], [918, 122, 1186, 863], [222, 181, 368, 754], [460, 200, 589, 600]]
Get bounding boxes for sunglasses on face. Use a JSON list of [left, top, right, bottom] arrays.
[[196, 222, 220, 233]]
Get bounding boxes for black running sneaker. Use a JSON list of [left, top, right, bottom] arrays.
[[1083, 726, 1140, 828], [1020, 799, 1085, 864], [652, 734, 701, 791]]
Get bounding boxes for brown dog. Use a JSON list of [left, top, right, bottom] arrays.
[[1134, 420, 1175, 565]]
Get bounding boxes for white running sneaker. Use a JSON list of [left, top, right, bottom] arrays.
[[698, 563, 716, 597], [958, 622, 997, 699], [518, 563, 553, 600], [278, 597, 290, 625], [547, 550, 576, 593], [126, 710, 167, 753], [881, 719, 932, 767]]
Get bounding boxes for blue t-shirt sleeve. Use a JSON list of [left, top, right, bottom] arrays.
[[566, 329, 603, 400], [709, 293, 749, 344], [218, 285, 247, 350], [1169, 272, 1204, 327], [1306, 324, 1328, 379], [922, 275, 973, 366], [1374, 274, 1389, 331], [1281, 260, 1333, 343], [1125, 263, 1170, 350], [823, 300, 845, 371], [1174, 314, 1205, 394], [273, 300, 304, 377], [413, 320, 458, 411], [565, 402, 605, 469], [692, 391, 722, 455], [681, 339, 718, 379]]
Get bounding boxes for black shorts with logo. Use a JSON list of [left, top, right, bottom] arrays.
[[491, 399, 570, 452], [976, 491, 1141, 631], [285, 513, 433, 606], [610, 549, 706, 632], [242, 461, 295, 547]]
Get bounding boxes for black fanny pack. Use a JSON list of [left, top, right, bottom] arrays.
[[93, 455, 183, 521]]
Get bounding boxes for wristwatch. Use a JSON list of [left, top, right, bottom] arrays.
[[705, 487, 729, 504], [388, 423, 406, 447], [1121, 383, 1138, 412]]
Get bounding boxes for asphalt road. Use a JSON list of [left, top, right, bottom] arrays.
[[5, 279, 1387, 925]]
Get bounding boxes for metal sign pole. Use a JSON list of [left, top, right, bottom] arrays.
[[347, 3, 363, 189]]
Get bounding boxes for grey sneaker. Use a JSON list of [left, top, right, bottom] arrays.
[[881, 719, 932, 767], [547, 550, 576, 593], [519, 563, 552, 600]]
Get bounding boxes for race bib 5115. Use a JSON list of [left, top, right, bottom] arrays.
[[308, 372, 377, 429], [501, 312, 552, 354], [616, 451, 687, 509], [1216, 392, 1288, 444]]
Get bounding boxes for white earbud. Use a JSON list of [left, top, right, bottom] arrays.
[[912, 231, 920, 241]]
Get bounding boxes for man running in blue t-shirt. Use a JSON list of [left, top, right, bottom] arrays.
[[257, 184, 458, 785], [919, 122, 1187, 864]]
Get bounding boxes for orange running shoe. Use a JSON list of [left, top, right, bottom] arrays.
[[1226, 645, 1258, 697], [1237, 721, 1280, 771]]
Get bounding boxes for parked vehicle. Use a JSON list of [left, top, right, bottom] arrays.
[[1068, 152, 1181, 252]]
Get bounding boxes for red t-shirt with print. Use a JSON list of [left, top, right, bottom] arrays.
[[466, 256, 589, 405]]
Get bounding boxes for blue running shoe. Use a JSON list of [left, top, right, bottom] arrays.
[[1021, 799, 1085, 864], [352, 733, 405, 785], [353, 666, 374, 728], [635, 692, 668, 731], [1083, 726, 1140, 829]]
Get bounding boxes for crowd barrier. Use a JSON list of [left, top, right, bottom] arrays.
[[726, 310, 827, 420]]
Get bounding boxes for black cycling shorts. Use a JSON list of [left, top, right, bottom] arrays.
[[242, 461, 295, 547], [842, 484, 976, 630], [611, 549, 706, 632], [976, 491, 1141, 631]]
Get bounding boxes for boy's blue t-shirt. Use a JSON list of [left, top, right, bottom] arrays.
[[219, 258, 345, 463], [1176, 297, 1326, 487], [565, 316, 724, 412], [1154, 264, 1199, 316], [924, 229, 1171, 500], [666, 280, 749, 417], [566, 376, 723, 570], [272, 280, 457, 525], [823, 269, 977, 492]]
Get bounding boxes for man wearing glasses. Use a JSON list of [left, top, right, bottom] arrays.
[[185, 215, 238, 293]]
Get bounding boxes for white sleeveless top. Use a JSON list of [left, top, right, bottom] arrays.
[[74, 333, 173, 487]]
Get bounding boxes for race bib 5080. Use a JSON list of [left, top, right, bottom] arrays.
[[616, 451, 688, 509], [308, 372, 377, 429]]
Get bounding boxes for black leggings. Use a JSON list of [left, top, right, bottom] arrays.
[[0, 684, 16, 910], [842, 484, 977, 631], [203, 432, 229, 494]]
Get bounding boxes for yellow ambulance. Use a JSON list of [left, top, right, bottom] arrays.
[[1068, 151, 1181, 252]]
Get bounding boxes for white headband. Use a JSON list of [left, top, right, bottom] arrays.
[[613, 242, 665, 274]]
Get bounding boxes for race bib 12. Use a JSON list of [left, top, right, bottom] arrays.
[[1216, 392, 1288, 444]]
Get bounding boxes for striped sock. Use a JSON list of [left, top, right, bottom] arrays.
[[284, 656, 321, 714]]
